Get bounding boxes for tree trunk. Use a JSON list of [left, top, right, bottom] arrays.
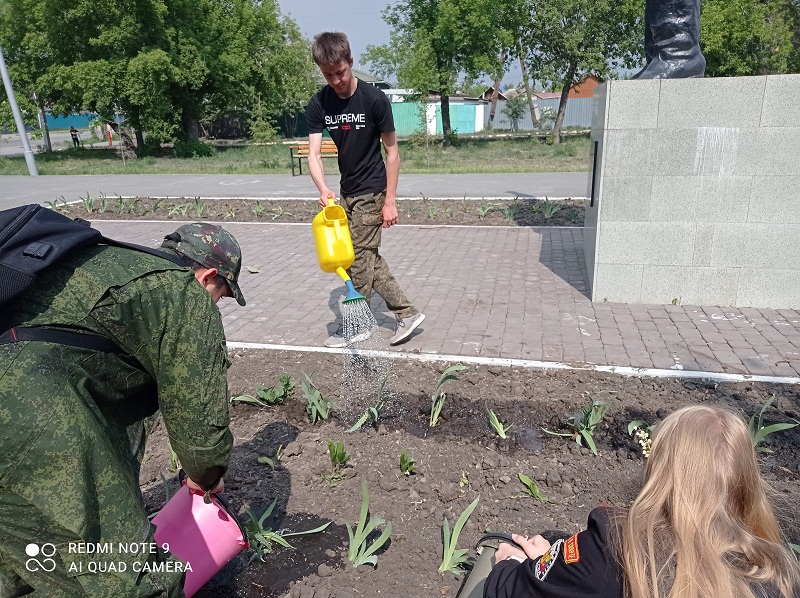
[[128, 107, 145, 149], [441, 93, 452, 147], [517, 40, 539, 127], [181, 95, 200, 142], [488, 52, 504, 126], [553, 62, 577, 144], [33, 92, 52, 152]]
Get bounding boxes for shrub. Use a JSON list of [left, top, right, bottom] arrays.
[[173, 140, 215, 158]]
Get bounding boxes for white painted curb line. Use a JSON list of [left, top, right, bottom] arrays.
[[227, 342, 800, 385]]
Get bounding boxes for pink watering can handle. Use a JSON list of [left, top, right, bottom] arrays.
[[177, 470, 249, 541]]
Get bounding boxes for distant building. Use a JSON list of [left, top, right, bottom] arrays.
[[533, 75, 603, 100], [570, 75, 601, 98], [481, 86, 508, 101], [351, 69, 391, 89]]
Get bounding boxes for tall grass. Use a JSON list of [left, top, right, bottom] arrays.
[[0, 135, 590, 176]]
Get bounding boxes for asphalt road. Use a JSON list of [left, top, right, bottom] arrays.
[[1, 172, 590, 210]]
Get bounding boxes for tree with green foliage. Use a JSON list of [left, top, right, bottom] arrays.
[[519, 0, 642, 143], [363, 0, 507, 147], [0, 0, 316, 148], [700, 0, 796, 76], [501, 90, 527, 131]]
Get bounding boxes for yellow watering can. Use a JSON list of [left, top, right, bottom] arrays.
[[312, 199, 366, 304]]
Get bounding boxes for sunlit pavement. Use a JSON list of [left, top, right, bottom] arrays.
[[89, 220, 800, 380]]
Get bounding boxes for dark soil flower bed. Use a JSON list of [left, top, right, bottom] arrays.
[[140, 349, 800, 598], [58, 197, 586, 227]]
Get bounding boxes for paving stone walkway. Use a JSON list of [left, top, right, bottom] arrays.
[[93, 220, 800, 379]]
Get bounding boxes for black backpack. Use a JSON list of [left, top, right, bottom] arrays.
[[0, 203, 184, 350]]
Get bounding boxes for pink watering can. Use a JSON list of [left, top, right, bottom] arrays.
[[153, 483, 249, 597]]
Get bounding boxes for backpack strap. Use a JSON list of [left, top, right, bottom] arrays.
[[0, 239, 186, 352], [0, 326, 120, 352], [100, 237, 186, 266]]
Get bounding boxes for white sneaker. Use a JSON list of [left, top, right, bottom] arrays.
[[324, 325, 371, 348], [390, 313, 425, 345]]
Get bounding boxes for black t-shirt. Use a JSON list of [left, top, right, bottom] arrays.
[[306, 80, 395, 197]]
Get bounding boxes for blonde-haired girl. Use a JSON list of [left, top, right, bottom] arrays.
[[485, 405, 800, 598]]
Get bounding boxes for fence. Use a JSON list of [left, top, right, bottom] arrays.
[[486, 97, 593, 130]]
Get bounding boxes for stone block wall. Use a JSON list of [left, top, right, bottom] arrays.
[[585, 75, 800, 308]]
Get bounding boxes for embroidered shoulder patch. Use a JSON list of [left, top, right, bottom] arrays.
[[534, 538, 563, 581], [563, 533, 580, 564]]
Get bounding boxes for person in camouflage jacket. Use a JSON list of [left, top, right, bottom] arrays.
[[0, 223, 245, 597]]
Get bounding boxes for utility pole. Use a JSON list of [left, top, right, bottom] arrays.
[[0, 45, 39, 176]]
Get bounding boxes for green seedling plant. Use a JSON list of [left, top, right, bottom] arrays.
[[271, 206, 293, 220], [542, 199, 562, 219], [748, 394, 799, 454], [502, 206, 515, 221], [252, 201, 266, 217], [231, 374, 293, 407], [328, 440, 350, 470], [345, 398, 384, 433], [567, 207, 580, 223], [80, 192, 95, 213], [487, 408, 512, 439], [128, 198, 142, 215], [45, 199, 68, 213], [518, 473, 547, 501], [193, 197, 208, 218], [430, 364, 469, 427], [531, 203, 543, 215], [439, 495, 480, 573], [477, 202, 493, 219], [543, 398, 608, 455], [346, 376, 388, 433], [628, 420, 655, 458], [168, 203, 190, 217], [166, 440, 179, 472], [346, 480, 392, 567], [459, 471, 470, 488], [445, 207, 453, 219], [257, 445, 283, 470], [301, 373, 332, 424], [244, 498, 331, 563], [427, 206, 439, 219], [400, 449, 416, 476]]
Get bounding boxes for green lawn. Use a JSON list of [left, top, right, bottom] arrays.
[[0, 134, 591, 176]]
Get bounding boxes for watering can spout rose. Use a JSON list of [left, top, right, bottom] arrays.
[[312, 199, 366, 304]]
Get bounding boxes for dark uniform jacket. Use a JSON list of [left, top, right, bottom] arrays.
[[485, 507, 623, 598]]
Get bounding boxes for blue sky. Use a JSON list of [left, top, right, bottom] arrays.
[[274, 0, 525, 87], [275, 0, 393, 71]]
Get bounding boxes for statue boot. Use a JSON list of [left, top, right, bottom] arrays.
[[633, 0, 706, 79]]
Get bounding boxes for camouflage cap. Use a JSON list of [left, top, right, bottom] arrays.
[[161, 223, 246, 306]]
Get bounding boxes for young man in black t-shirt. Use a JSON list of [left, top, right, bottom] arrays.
[[307, 31, 425, 348]]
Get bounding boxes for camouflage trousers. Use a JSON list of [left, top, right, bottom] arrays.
[[0, 344, 185, 598], [342, 192, 417, 319]]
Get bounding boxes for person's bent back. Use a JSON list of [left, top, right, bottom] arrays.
[[0, 224, 244, 597]]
